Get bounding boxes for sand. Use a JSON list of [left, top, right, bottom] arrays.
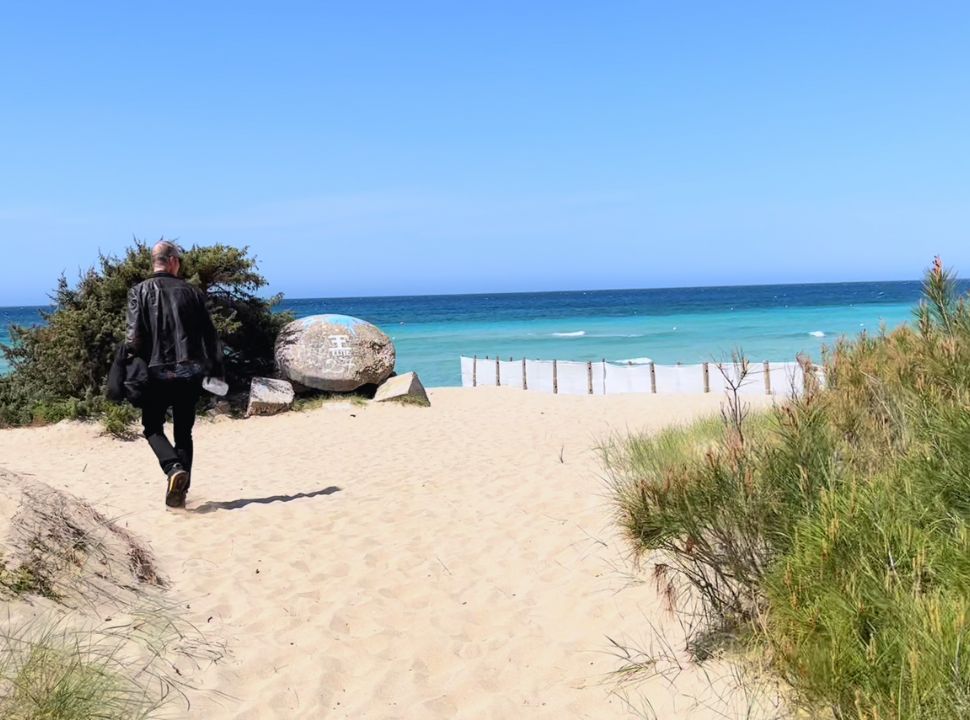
[[0, 388, 780, 719]]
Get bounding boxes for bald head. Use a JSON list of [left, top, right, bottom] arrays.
[[152, 241, 181, 274]]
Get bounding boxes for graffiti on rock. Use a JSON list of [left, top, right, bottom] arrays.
[[323, 334, 356, 374]]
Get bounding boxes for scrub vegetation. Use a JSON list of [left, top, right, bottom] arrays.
[[605, 259, 970, 718], [0, 240, 290, 430]]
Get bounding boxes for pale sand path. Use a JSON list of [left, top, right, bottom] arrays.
[[0, 388, 776, 719]]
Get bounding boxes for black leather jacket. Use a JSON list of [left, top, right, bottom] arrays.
[[125, 273, 223, 378]]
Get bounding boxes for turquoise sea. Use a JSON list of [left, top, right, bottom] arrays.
[[1, 281, 959, 387]]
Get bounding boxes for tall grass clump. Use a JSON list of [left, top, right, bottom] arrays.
[[0, 625, 162, 720], [605, 258, 970, 719]]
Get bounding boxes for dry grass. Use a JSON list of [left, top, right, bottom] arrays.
[[0, 469, 222, 718]]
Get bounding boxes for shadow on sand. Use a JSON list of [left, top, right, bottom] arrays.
[[190, 486, 342, 514]]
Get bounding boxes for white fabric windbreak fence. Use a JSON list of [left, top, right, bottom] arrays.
[[460, 356, 824, 396]]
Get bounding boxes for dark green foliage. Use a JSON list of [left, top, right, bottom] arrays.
[[606, 258, 970, 719], [177, 243, 292, 381], [100, 403, 140, 440], [0, 240, 291, 427]]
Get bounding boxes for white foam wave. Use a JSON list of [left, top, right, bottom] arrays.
[[552, 331, 586, 337], [618, 357, 653, 365], [588, 333, 644, 338], [809, 331, 826, 338]]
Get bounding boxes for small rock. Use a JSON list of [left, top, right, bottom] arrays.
[[373, 372, 430, 407], [246, 377, 295, 417]]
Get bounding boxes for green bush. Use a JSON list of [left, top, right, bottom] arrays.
[[100, 403, 140, 440], [764, 472, 970, 719], [0, 240, 292, 428], [606, 258, 970, 718], [604, 397, 833, 625]]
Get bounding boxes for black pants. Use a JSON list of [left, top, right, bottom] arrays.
[[141, 378, 202, 476]]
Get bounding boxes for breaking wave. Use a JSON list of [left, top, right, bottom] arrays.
[[588, 333, 645, 338]]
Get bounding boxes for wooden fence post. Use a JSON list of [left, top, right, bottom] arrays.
[[472, 355, 477, 387], [703, 362, 710, 393], [587, 361, 593, 394], [797, 353, 815, 395], [650, 362, 657, 393], [495, 356, 500, 386], [763, 360, 771, 395], [552, 359, 559, 395]]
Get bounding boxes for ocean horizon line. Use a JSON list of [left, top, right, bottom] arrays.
[[1, 280, 956, 386], [276, 277, 935, 304], [0, 276, 943, 310]]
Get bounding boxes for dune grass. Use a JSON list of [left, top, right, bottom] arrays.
[[605, 259, 970, 719], [292, 391, 370, 411], [0, 625, 160, 720], [0, 473, 222, 718]]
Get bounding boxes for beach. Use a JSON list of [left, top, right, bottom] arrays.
[[0, 387, 778, 719]]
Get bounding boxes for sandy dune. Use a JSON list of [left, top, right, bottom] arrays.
[[0, 388, 778, 719]]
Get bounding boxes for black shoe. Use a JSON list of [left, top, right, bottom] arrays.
[[165, 464, 190, 508]]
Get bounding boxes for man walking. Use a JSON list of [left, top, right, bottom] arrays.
[[126, 241, 223, 508]]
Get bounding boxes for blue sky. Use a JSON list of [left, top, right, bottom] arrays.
[[1, 2, 968, 305]]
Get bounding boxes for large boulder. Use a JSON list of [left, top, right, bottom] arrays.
[[275, 314, 396, 392], [373, 372, 430, 407], [246, 377, 295, 416]]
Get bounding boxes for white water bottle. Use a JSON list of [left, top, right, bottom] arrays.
[[202, 376, 229, 397]]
